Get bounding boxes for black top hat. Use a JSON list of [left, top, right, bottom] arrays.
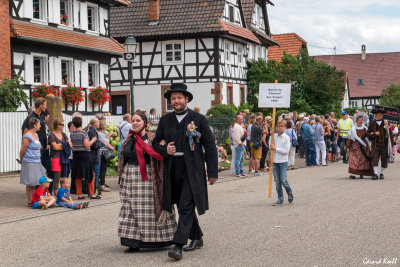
[[371, 109, 383, 114], [164, 83, 193, 102]]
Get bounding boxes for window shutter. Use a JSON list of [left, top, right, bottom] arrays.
[[54, 57, 62, 86], [74, 60, 81, 87], [79, 2, 88, 31], [53, 0, 60, 24], [23, 0, 33, 19], [48, 57, 55, 84], [24, 54, 34, 84], [73, 0, 80, 28], [99, 7, 105, 35], [81, 61, 88, 88], [99, 63, 108, 87], [48, 0, 54, 22]]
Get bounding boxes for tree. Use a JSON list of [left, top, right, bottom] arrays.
[[380, 84, 400, 112], [0, 75, 28, 112], [247, 49, 346, 115]]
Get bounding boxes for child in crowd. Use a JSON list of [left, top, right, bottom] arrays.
[[31, 176, 56, 210], [57, 178, 88, 210]]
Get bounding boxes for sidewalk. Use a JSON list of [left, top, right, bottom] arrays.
[[0, 155, 310, 223]]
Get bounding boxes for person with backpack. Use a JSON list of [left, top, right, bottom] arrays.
[[118, 113, 133, 141]]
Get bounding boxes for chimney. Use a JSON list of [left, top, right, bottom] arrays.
[[0, 0, 11, 81], [361, 44, 366, 62], [149, 0, 160, 22]]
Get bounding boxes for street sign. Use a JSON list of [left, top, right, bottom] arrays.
[[373, 105, 399, 123], [258, 83, 291, 108]]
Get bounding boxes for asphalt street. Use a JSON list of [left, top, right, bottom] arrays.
[[1, 160, 399, 266]]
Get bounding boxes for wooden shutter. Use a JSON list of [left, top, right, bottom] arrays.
[[48, 0, 54, 22], [73, 0, 79, 28], [48, 57, 55, 84], [99, 7, 105, 35], [53, 0, 60, 24], [23, 0, 33, 19], [79, 1, 88, 31], [24, 54, 34, 84], [99, 63, 108, 87], [54, 57, 62, 86], [74, 60, 81, 87], [81, 61, 88, 88]]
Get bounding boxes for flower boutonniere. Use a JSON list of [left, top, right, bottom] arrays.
[[186, 121, 201, 151]]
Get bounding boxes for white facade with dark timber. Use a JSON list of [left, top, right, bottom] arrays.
[[9, 0, 128, 113], [109, 0, 278, 115]]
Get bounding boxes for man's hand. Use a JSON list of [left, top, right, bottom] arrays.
[[375, 131, 380, 136], [208, 178, 217, 185], [270, 144, 276, 150], [167, 142, 176, 155]]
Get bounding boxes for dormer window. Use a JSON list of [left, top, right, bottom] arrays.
[[357, 79, 364, 86], [229, 5, 234, 23]]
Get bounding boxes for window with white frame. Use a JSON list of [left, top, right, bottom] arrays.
[[88, 63, 98, 87], [61, 60, 73, 85], [224, 41, 232, 63], [33, 56, 47, 83], [87, 4, 98, 31], [60, 0, 71, 26], [163, 41, 183, 64], [33, 0, 46, 20]]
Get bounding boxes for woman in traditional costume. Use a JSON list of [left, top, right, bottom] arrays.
[[117, 111, 176, 253], [347, 112, 374, 179]]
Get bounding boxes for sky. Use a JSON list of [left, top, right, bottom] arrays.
[[268, 0, 400, 56]]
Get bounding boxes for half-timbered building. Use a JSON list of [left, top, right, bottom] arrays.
[[110, 0, 278, 115], [7, 0, 128, 113]]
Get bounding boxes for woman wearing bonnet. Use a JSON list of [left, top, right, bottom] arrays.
[[347, 112, 374, 179]]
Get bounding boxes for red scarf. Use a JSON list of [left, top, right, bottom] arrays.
[[129, 124, 164, 181]]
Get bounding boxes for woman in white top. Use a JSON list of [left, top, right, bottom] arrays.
[[269, 119, 294, 206]]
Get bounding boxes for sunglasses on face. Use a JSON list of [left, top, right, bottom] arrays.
[[59, 124, 64, 126]]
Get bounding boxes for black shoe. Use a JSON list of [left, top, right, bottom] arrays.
[[372, 174, 378, 180], [359, 175, 363, 179], [124, 247, 139, 253], [288, 193, 294, 203], [183, 238, 203, 251], [349, 175, 356, 179], [168, 245, 182, 261], [78, 196, 86, 200], [90, 195, 101, 199], [379, 174, 384, 179]]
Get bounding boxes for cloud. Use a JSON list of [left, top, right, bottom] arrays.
[[268, 0, 400, 55]]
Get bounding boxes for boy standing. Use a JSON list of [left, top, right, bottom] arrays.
[[270, 120, 294, 206], [31, 176, 56, 209], [57, 178, 88, 209]]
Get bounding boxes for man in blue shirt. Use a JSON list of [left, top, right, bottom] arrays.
[[301, 117, 317, 166]]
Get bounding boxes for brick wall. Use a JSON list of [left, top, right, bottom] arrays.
[[0, 0, 11, 81]]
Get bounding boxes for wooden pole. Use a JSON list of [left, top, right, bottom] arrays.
[[268, 80, 278, 198]]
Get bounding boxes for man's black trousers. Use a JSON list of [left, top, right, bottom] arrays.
[[171, 157, 203, 246]]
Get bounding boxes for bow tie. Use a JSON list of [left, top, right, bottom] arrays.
[[175, 109, 188, 116]]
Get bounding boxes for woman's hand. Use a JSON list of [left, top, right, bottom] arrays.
[[160, 140, 166, 146]]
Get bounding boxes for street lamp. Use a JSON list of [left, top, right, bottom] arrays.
[[124, 34, 138, 113]]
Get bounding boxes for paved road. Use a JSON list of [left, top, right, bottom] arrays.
[[0, 160, 399, 266]]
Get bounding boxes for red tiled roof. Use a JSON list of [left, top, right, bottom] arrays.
[[11, 19, 125, 55], [268, 33, 307, 62], [313, 53, 400, 99], [219, 19, 261, 44]]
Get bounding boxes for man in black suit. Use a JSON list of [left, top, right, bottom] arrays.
[[153, 83, 218, 261]]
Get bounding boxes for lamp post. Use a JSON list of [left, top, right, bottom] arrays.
[[123, 34, 138, 113]]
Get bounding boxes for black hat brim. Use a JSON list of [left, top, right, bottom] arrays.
[[164, 90, 193, 102], [371, 109, 383, 114]]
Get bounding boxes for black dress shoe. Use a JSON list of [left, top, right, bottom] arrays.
[[168, 245, 182, 261], [359, 175, 363, 179], [124, 247, 139, 253], [183, 238, 203, 251], [349, 175, 356, 179], [379, 174, 384, 179], [372, 174, 378, 180]]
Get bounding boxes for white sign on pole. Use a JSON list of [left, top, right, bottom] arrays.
[[258, 83, 291, 108]]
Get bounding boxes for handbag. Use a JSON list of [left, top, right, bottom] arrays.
[[101, 148, 116, 162], [291, 129, 299, 147]]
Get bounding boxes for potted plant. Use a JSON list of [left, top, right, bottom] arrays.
[[32, 84, 61, 98], [61, 84, 84, 111], [88, 86, 111, 111]]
